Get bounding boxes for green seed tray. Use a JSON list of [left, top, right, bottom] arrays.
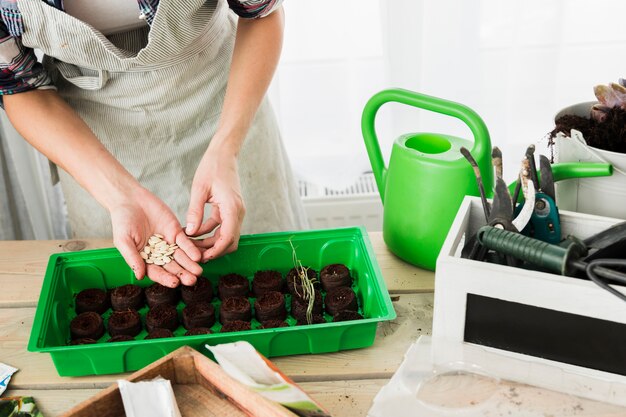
[[28, 227, 396, 376]]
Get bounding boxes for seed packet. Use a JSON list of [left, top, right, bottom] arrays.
[[0, 363, 17, 396], [207, 342, 330, 417]]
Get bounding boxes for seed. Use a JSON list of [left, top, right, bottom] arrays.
[[154, 234, 164, 239], [146, 259, 154, 264], [154, 259, 166, 266], [140, 252, 148, 260]]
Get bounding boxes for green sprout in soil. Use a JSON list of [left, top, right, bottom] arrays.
[[289, 239, 317, 325]]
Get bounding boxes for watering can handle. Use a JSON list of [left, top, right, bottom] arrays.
[[362, 88, 491, 202]]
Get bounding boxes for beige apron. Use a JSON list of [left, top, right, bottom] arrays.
[[17, 0, 307, 237]]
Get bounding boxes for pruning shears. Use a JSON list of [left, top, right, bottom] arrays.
[[514, 145, 561, 244], [461, 146, 535, 264]]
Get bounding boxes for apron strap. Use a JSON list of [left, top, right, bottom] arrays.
[[56, 61, 109, 90]]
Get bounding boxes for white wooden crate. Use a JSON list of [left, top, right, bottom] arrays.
[[432, 196, 626, 406]]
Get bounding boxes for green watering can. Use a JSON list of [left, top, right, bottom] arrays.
[[362, 89, 613, 271], [362, 89, 494, 271]]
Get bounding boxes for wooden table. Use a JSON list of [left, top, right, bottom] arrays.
[[3, 235, 624, 416], [0, 233, 435, 416]]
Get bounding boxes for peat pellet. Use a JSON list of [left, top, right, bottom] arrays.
[[325, 287, 358, 316], [333, 310, 364, 322], [260, 320, 289, 329], [75, 288, 110, 314], [296, 314, 326, 326], [146, 304, 179, 333], [286, 267, 318, 296], [254, 291, 287, 322], [70, 312, 105, 340], [70, 338, 97, 345], [218, 273, 249, 300], [108, 309, 142, 337], [185, 327, 213, 336], [291, 291, 323, 321], [220, 320, 251, 333], [219, 296, 251, 323], [252, 270, 283, 297], [182, 301, 216, 330], [107, 335, 135, 343], [145, 328, 174, 339], [145, 283, 179, 308], [320, 264, 352, 292], [181, 277, 213, 305], [110, 284, 144, 311]]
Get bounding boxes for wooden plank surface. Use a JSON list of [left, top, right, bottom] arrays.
[[1, 294, 432, 389], [11, 377, 626, 417], [0, 233, 434, 308], [6, 379, 386, 417]]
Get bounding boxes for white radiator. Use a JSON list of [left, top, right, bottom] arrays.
[[298, 172, 383, 231]]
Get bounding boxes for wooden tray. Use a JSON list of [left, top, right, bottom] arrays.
[[60, 346, 298, 417]]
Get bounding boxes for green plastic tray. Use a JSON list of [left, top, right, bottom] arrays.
[[28, 227, 396, 376]]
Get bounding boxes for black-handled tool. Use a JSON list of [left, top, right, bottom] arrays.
[[477, 225, 626, 302]]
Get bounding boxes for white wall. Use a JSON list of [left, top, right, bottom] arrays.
[[271, 0, 626, 186]]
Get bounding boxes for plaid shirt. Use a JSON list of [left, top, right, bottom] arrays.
[[0, 0, 281, 97]]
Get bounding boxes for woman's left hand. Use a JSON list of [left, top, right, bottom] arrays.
[[185, 141, 246, 262]]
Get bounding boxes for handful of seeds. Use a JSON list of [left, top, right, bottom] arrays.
[[140, 234, 178, 266]]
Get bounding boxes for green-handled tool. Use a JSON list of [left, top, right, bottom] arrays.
[[477, 225, 626, 302]]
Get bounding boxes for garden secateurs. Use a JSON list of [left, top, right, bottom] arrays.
[[514, 145, 561, 245], [460, 146, 535, 264]]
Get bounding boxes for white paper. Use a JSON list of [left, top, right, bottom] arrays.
[[206, 342, 330, 416], [0, 362, 18, 396], [118, 377, 182, 417]]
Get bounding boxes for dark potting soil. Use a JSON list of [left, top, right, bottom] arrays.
[[320, 263, 352, 292], [325, 287, 358, 316], [110, 284, 144, 311], [333, 310, 364, 322], [181, 277, 214, 305], [286, 267, 319, 296], [254, 291, 287, 322], [220, 320, 251, 332], [146, 304, 179, 332], [252, 270, 283, 297], [296, 314, 326, 326], [219, 296, 251, 323], [291, 291, 323, 321], [145, 328, 174, 339], [75, 288, 110, 315], [182, 301, 216, 330], [108, 309, 142, 337], [184, 327, 212, 336], [217, 273, 249, 300], [260, 320, 289, 329], [70, 337, 98, 345], [551, 107, 626, 153], [70, 311, 105, 340], [107, 335, 135, 343], [145, 283, 179, 308]]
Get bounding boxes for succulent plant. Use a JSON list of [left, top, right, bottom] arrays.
[[591, 78, 626, 122]]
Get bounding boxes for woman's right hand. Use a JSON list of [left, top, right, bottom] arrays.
[[109, 187, 204, 288]]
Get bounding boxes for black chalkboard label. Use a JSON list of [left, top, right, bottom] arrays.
[[464, 293, 626, 375]]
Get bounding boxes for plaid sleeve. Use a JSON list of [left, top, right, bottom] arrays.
[[227, 0, 283, 19], [0, 22, 54, 99]]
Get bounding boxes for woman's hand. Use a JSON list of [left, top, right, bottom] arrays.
[[110, 187, 203, 288], [185, 141, 246, 262]]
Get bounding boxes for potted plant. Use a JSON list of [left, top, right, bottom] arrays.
[[549, 79, 626, 219]]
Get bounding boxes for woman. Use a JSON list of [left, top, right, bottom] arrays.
[[1, 0, 307, 287]]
